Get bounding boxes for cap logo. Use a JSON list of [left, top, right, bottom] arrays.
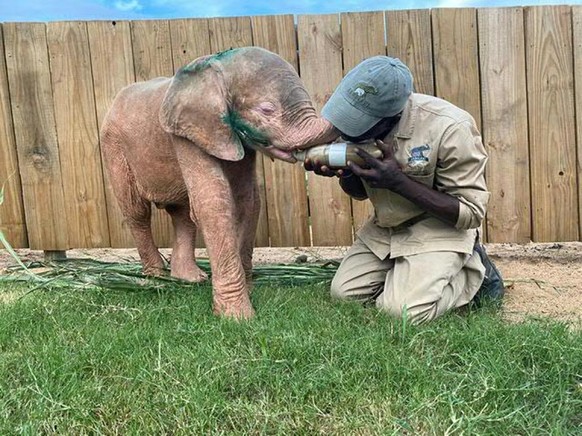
[[351, 83, 378, 98]]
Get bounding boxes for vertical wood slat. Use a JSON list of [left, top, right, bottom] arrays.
[[525, 6, 579, 242], [432, 8, 482, 128], [341, 11, 386, 232], [47, 21, 110, 248], [208, 16, 270, 247], [478, 8, 531, 243], [0, 24, 27, 248], [386, 9, 434, 96], [87, 20, 136, 248], [3, 23, 69, 250], [573, 6, 582, 239], [169, 18, 211, 74], [251, 14, 311, 247], [208, 16, 252, 52], [297, 14, 353, 246], [130, 20, 175, 248]]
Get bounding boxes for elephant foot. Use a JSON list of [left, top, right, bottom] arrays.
[[213, 294, 255, 320], [171, 264, 209, 283], [142, 265, 168, 277]]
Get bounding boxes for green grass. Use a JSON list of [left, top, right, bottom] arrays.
[[1, 272, 581, 434]]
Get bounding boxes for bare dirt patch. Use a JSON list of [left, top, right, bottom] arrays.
[[1, 242, 581, 326]]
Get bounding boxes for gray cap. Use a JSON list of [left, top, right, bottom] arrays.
[[322, 56, 413, 137]]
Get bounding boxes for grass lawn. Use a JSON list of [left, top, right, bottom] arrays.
[[0, 271, 581, 434]]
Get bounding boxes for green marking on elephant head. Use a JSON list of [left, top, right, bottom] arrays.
[[222, 108, 269, 149], [182, 47, 241, 74], [212, 47, 240, 61]]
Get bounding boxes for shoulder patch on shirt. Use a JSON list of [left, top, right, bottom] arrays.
[[408, 144, 431, 167]]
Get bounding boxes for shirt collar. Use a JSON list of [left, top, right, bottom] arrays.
[[394, 94, 417, 139]]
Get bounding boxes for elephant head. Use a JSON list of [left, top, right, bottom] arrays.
[[159, 46, 339, 162]]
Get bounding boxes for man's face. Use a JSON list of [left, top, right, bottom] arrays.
[[340, 113, 402, 143]]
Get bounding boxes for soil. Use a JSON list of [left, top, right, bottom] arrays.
[[1, 242, 581, 327]]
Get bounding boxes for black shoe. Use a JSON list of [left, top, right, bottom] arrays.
[[472, 243, 505, 307]]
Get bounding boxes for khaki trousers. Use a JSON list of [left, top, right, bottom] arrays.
[[331, 237, 485, 324]]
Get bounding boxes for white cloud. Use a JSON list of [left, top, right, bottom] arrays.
[[115, 0, 143, 11], [436, 0, 469, 7]]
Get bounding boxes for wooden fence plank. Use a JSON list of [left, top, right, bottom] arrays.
[[386, 9, 434, 95], [297, 14, 353, 246], [341, 11, 386, 232], [478, 8, 531, 243], [432, 8, 482, 128], [251, 14, 310, 247], [87, 20, 136, 248], [47, 21, 110, 248], [0, 24, 27, 248], [3, 22, 69, 250], [169, 18, 211, 74], [525, 6, 579, 242], [208, 16, 270, 247], [573, 6, 582, 240], [130, 19, 175, 248], [208, 16, 252, 52]]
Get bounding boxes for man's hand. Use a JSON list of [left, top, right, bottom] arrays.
[[304, 158, 368, 200], [304, 158, 351, 178], [349, 139, 461, 226], [347, 139, 405, 190]]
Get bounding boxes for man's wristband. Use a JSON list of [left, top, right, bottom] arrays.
[[339, 169, 354, 179]]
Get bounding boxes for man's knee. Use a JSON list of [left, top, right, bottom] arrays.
[[377, 295, 440, 325], [330, 274, 350, 300], [330, 273, 384, 301]]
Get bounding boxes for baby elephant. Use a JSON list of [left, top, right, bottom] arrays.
[[100, 47, 338, 319]]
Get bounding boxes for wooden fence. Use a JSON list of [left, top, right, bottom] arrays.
[[0, 5, 581, 250]]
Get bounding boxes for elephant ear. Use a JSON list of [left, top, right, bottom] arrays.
[[159, 61, 245, 161]]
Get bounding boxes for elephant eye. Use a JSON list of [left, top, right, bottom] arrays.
[[257, 102, 276, 115]]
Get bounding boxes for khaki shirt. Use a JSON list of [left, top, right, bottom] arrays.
[[357, 93, 490, 260]]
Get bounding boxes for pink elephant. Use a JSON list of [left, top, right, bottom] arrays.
[[100, 47, 339, 319]]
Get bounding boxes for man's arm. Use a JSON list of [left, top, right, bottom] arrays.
[[376, 171, 460, 226], [349, 140, 461, 227]]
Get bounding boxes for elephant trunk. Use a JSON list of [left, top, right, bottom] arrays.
[[283, 116, 340, 150]]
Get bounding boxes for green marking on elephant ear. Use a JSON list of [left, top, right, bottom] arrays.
[[222, 109, 269, 149], [181, 47, 240, 74]]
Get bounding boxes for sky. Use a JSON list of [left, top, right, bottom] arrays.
[[0, 0, 578, 23]]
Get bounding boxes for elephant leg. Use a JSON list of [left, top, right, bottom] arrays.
[[227, 156, 261, 290], [165, 204, 208, 283], [173, 137, 253, 319], [239, 186, 260, 291], [103, 140, 165, 275], [130, 211, 166, 277]]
